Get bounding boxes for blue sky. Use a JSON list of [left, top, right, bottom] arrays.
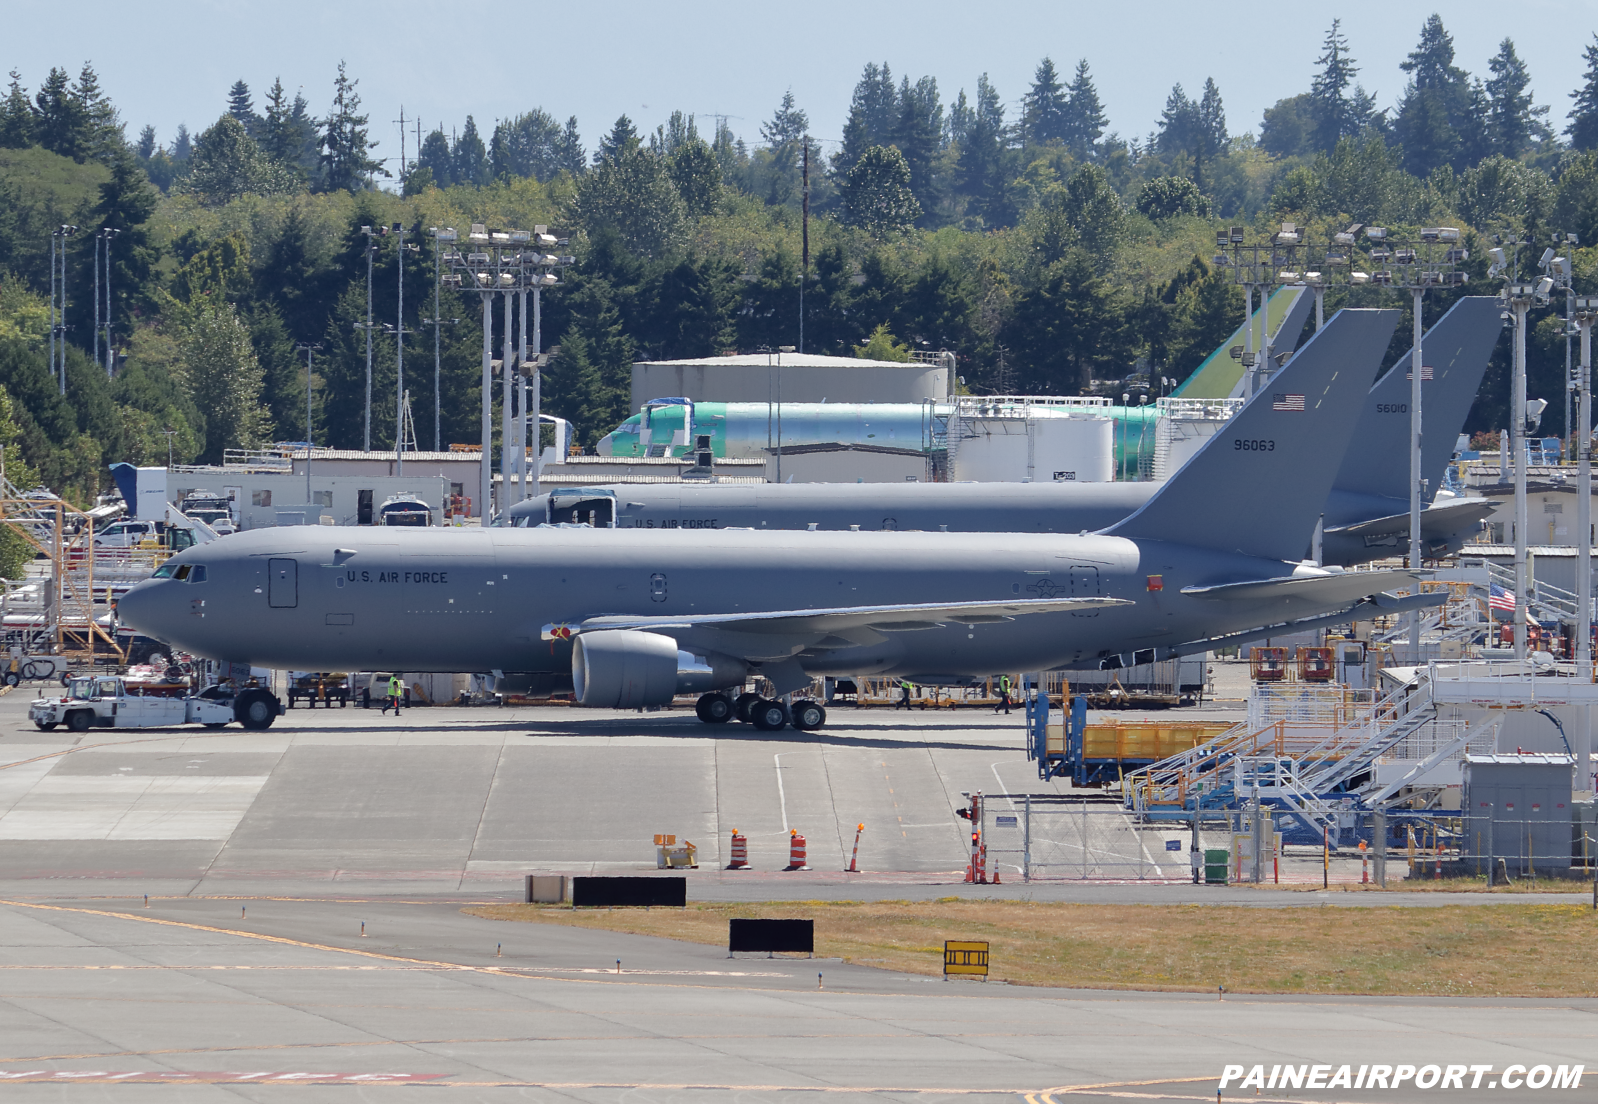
[[8, 0, 1598, 173]]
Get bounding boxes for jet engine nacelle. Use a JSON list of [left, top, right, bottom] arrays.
[[571, 630, 746, 708]]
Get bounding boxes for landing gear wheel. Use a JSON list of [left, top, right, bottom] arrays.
[[791, 699, 826, 731], [732, 692, 762, 724], [65, 710, 92, 732], [751, 699, 789, 731], [235, 689, 278, 731], [695, 693, 734, 723]]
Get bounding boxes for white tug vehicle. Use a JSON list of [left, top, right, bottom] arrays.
[[29, 674, 280, 732]]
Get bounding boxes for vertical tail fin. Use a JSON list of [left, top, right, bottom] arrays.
[[1327, 296, 1505, 521], [1107, 308, 1399, 561]]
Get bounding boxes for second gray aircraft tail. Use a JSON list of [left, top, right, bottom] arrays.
[[1327, 296, 1504, 522], [1106, 308, 1400, 561]]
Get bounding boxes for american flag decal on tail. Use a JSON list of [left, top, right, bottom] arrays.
[[1406, 366, 1434, 380], [1272, 393, 1305, 411]]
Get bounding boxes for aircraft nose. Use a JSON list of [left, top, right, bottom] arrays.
[[116, 578, 174, 638]]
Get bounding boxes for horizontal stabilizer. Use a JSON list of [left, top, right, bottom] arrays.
[[578, 596, 1132, 637], [1181, 568, 1425, 609], [1326, 496, 1495, 539]]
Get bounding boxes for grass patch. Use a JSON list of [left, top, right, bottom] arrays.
[[465, 898, 1598, 998]]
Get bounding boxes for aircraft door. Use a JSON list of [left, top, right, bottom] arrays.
[[267, 558, 298, 608]]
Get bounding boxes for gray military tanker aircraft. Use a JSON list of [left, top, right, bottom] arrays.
[[511, 297, 1503, 566], [117, 308, 1442, 732]]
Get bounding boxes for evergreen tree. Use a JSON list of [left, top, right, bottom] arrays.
[[94, 144, 161, 328], [892, 76, 941, 216], [1568, 33, 1598, 151], [1393, 14, 1472, 174], [415, 128, 453, 187], [1061, 60, 1106, 161], [595, 114, 640, 162], [135, 124, 155, 160], [170, 124, 192, 161], [835, 105, 870, 178], [948, 89, 973, 148], [1021, 57, 1067, 145], [957, 74, 1008, 225], [0, 70, 35, 149], [1486, 38, 1536, 158], [182, 302, 270, 462], [854, 63, 899, 145], [758, 90, 810, 204], [34, 67, 87, 160], [259, 78, 299, 165], [1158, 82, 1226, 189], [843, 145, 921, 237], [452, 115, 489, 186], [319, 61, 384, 193], [1309, 20, 1359, 153], [556, 116, 585, 175], [71, 63, 122, 162], [227, 79, 258, 137]]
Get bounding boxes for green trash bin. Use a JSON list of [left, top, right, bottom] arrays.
[[1204, 848, 1229, 884]]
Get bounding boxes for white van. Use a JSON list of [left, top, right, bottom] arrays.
[[94, 520, 160, 548]]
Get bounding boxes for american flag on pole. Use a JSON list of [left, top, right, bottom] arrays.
[[1272, 393, 1305, 411], [1406, 366, 1435, 380], [1488, 582, 1515, 613]]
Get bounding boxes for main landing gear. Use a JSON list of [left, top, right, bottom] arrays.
[[695, 691, 826, 732]]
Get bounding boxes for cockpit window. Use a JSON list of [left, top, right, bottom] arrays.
[[152, 563, 175, 578], [188, 565, 207, 583], [172, 564, 191, 581]]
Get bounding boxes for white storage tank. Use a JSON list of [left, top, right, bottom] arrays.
[[947, 397, 1114, 483]]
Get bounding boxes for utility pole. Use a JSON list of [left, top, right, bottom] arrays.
[[103, 227, 118, 377], [93, 232, 100, 370], [501, 287, 513, 515], [480, 287, 492, 526], [800, 136, 809, 355], [295, 343, 322, 505], [48, 230, 56, 393], [52, 225, 77, 397], [517, 283, 528, 502], [395, 222, 407, 476]]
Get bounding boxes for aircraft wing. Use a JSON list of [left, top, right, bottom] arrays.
[[1181, 569, 1432, 610], [1326, 497, 1494, 540], [573, 596, 1133, 637]]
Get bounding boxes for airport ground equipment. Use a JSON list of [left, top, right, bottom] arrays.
[[29, 674, 279, 731], [1031, 694, 1233, 785]]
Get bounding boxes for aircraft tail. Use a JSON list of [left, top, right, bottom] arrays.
[[1328, 296, 1504, 517], [1172, 286, 1316, 400], [1106, 308, 1400, 562]]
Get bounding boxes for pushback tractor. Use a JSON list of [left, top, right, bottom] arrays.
[[29, 675, 282, 732]]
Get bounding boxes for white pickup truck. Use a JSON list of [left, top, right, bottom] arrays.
[[29, 676, 281, 732]]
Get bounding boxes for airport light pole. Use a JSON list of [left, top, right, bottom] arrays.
[[50, 224, 78, 396], [101, 227, 119, 377], [360, 226, 381, 452], [295, 343, 322, 505], [1491, 234, 1548, 661], [441, 225, 571, 521], [393, 223, 420, 477], [1577, 295, 1597, 793]]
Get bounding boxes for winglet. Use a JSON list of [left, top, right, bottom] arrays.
[[1106, 308, 1400, 561]]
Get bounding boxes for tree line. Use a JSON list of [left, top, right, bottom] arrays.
[[3, 14, 1598, 506]]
